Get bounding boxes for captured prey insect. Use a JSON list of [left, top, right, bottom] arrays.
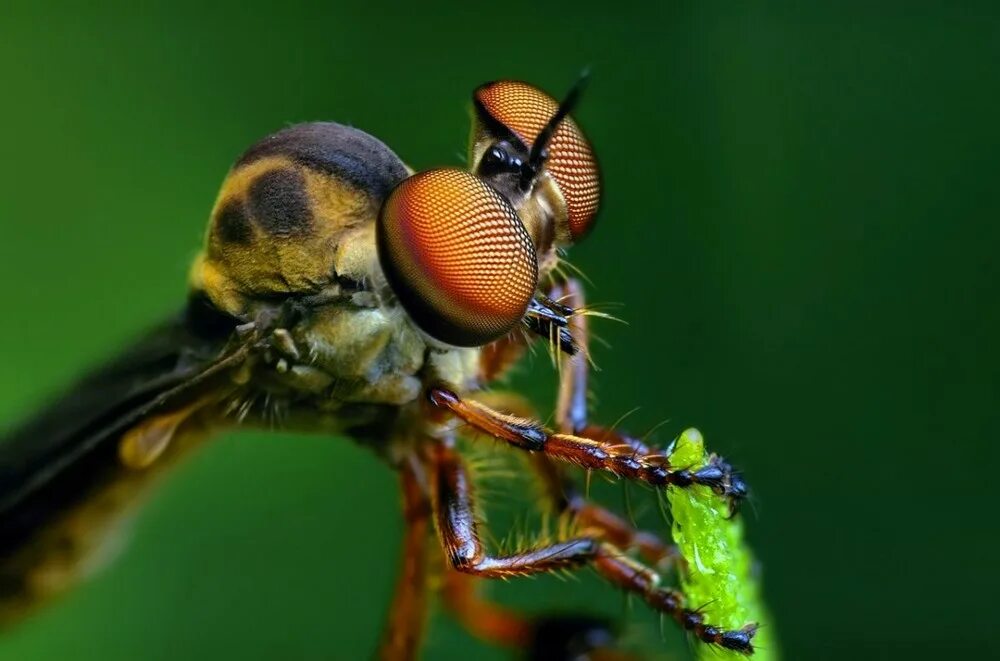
[[0, 78, 758, 658]]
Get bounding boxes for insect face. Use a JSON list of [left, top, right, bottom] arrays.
[[470, 80, 601, 251], [372, 79, 599, 348]]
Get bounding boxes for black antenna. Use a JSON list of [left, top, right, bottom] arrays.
[[519, 70, 590, 190]]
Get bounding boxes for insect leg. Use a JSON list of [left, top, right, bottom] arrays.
[[592, 548, 759, 653], [377, 456, 432, 661], [430, 441, 627, 659], [551, 278, 662, 463], [441, 570, 626, 661], [436, 276, 746, 507], [472, 391, 679, 571], [545, 279, 680, 565], [427, 442, 756, 654], [551, 278, 590, 435], [439, 570, 531, 646], [550, 280, 757, 650], [531, 455, 679, 570], [428, 388, 745, 501], [430, 442, 597, 577]]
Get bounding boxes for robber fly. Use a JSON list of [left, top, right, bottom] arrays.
[[0, 79, 757, 659]]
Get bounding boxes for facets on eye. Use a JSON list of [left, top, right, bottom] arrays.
[[473, 80, 601, 240], [376, 168, 539, 347]]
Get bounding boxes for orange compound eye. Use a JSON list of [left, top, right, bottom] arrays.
[[475, 80, 601, 241], [377, 168, 539, 347]]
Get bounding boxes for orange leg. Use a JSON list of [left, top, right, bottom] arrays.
[[432, 436, 627, 659], [429, 279, 755, 653], [375, 443, 640, 659], [426, 441, 757, 654], [531, 453, 679, 571], [439, 570, 532, 647], [441, 570, 635, 661], [377, 456, 431, 661], [429, 387, 746, 503], [474, 390, 680, 572], [431, 442, 598, 578]]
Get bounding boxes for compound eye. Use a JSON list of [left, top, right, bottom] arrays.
[[377, 168, 539, 347], [475, 80, 601, 241]]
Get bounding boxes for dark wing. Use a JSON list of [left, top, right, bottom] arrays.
[[0, 294, 244, 553]]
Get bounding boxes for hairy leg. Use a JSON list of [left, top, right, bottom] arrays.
[[374, 445, 624, 660], [427, 441, 756, 654], [428, 279, 754, 652], [431, 435, 626, 660], [472, 390, 679, 572], [428, 387, 745, 502], [548, 279, 755, 648]]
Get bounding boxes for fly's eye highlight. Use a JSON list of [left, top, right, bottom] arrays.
[[376, 168, 539, 347], [478, 143, 523, 178], [475, 80, 601, 241]]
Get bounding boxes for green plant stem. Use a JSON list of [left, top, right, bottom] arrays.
[[666, 428, 778, 660]]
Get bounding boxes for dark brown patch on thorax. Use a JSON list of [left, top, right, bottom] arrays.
[[247, 168, 312, 237], [197, 122, 411, 313], [214, 199, 253, 244]]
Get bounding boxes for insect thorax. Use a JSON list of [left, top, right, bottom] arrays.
[[187, 122, 481, 431], [191, 122, 411, 315]]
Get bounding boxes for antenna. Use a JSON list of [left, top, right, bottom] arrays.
[[518, 70, 590, 190]]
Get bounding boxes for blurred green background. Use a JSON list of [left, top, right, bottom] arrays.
[[1, 1, 997, 659]]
